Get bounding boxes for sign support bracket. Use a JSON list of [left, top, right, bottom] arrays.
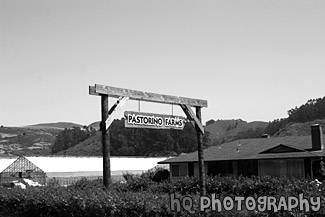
[[106, 96, 129, 129], [180, 104, 204, 134]]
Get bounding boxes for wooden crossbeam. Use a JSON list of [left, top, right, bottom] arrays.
[[90, 84, 208, 108], [180, 104, 205, 134], [89, 85, 99, 96]]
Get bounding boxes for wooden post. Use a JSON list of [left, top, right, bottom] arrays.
[[196, 106, 206, 195], [101, 95, 111, 188]]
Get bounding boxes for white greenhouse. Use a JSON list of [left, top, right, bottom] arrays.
[[0, 156, 168, 186]]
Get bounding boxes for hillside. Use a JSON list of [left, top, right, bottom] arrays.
[[265, 97, 325, 135], [90, 119, 269, 147], [18, 118, 325, 157], [3, 117, 325, 157], [58, 119, 325, 157], [0, 122, 83, 157], [24, 122, 83, 130], [56, 119, 267, 156], [205, 119, 268, 145], [0, 126, 60, 156], [88, 121, 100, 130], [275, 119, 325, 137], [2, 96, 324, 157], [56, 133, 102, 156]]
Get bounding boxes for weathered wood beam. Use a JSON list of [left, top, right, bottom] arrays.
[[89, 86, 99, 96], [180, 104, 205, 134], [105, 97, 129, 129], [92, 84, 208, 108], [196, 106, 206, 196], [101, 95, 110, 188]]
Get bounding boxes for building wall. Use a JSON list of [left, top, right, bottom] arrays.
[[170, 162, 208, 180], [171, 158, 308, 180], [207, 161, 233, 176], [0, 171, 46, 185], [170, 163, 188, 180], [194, 163, 208, 178], [258, 159, 305, 178], [237, 160, 258, 177], [207, 160, 258, 177]]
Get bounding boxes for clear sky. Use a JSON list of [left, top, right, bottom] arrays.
[[1, 0, 324, 127]]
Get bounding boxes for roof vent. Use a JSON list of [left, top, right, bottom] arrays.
[[311, 124, 323, 151]]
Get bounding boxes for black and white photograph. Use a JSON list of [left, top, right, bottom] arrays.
[[1, 0, 325, 216]]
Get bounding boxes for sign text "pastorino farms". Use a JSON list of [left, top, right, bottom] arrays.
[[124, 111, 186, 130]]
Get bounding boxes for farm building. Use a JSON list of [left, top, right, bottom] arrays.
[[0, 156, 46, 185], [159, 124, 325, 180], [0, 156, 168, 185]]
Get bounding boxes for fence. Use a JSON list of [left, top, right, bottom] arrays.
[[46, 175, 125, 186], [0, 174, 46, 185], [46, 176, 102, 186]]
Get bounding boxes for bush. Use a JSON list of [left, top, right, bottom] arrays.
[[119, 167, 170, 192], [120, 173, 154, 192], [152, 169, 169, 182], [1, 176, 325, 216], [70, 177, 104, 190], [46, 177, 61, 187]]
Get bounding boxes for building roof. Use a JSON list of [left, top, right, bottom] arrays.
[[0, 156, 168, 173], [1, 156, 44, 173], [159, 135, 325, 164]]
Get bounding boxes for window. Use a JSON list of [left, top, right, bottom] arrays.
[[259, 159, 304, 178], [188, 163, 194, 177], [26, 170, 33, 178], [179, 164, 188, 176], [171, 165, 180, 177], [219, 161, 233, 175], [171, 164, 188, 177]]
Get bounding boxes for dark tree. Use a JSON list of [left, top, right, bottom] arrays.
[[51, 127, 96, 154], [266, 97, 325, 135]]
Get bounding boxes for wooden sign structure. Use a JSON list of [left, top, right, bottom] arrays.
[[89, 84, 208, 195]]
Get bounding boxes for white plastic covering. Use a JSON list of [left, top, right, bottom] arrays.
[[11, 180, 26, 189], [0, 156, 168, 173], [23, 178, 43, 186]]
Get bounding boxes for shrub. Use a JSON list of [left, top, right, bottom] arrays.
[[1, 176, 325, 216], [46, 177, 61, 187], [70, 177, 104, 190], [152, 169, 170, 182]]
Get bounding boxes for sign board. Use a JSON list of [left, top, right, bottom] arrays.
[[124, 111, 186, 130]]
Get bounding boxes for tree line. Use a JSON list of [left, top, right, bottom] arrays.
[[110, 119, 211, 156], [52, 119, 211, 156], [265, 97, 325, 135], [51, 126, 96, 154]]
